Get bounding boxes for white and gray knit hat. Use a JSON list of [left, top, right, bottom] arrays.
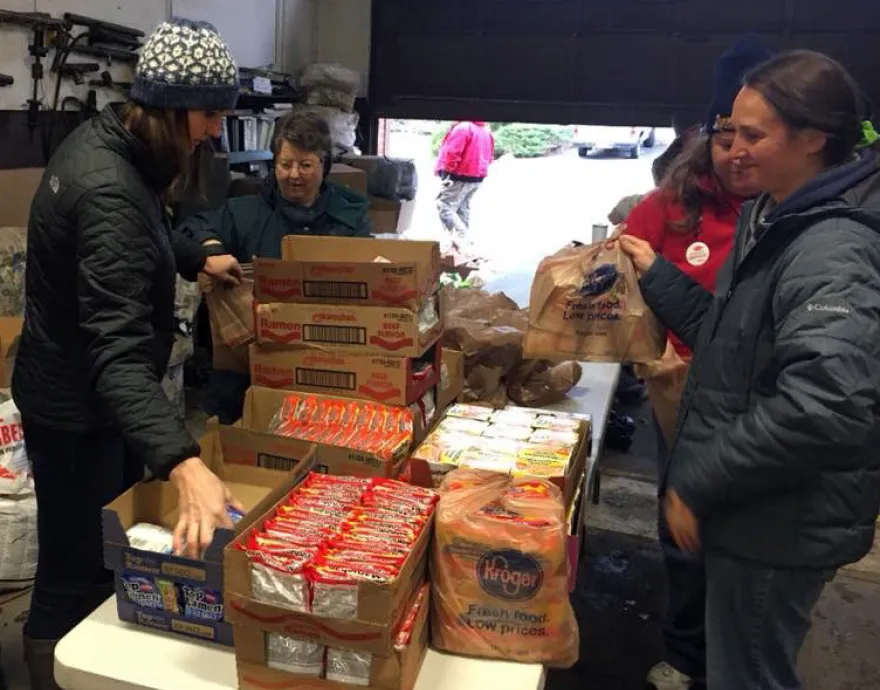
[[131, 17, 239, 111]]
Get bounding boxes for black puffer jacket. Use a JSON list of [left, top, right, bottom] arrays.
[[642, 150, 880, 569], [13, 105, 206, 479]]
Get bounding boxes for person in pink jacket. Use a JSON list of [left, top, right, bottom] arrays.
[[435, 121, 495, 240]]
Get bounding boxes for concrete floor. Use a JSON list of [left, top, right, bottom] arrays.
[[1, 395, 879, 689]]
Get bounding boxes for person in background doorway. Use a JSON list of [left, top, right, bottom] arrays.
[[180, 110, 372, 425], [12, 18, 243, 690], [620, 49, 880, 690], [435, 121, 495, 242], [623, 34, 771, 690]]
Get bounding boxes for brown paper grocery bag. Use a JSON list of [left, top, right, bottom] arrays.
[[523, 242, 665, 363], [634, 341, 690, 447], [198, 263, 255, 349]]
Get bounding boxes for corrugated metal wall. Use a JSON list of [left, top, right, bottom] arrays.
[[370, 0, 880, 125]]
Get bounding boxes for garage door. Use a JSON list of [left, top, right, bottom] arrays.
[[370, 0, 880, 126]]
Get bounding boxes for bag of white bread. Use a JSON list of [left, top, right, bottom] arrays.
[[430, 469, 579, 668], [523, 241, 665, 363]]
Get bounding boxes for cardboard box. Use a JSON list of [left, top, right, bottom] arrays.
[[567, 474, 585, 593], [218, 386, 430, 478], [255, 236, 440, 309], [368, 197, 415, 235], [249, 343, 440, 407], [234, 588, 429, 690], [224, 488, 432, 655], [408, 411, 591, 509], [0, 168, 44, 227], [438, 347, 464, 412], [0, 316, 23, 388], [102, 431, 316, 645], [254, 297, 442, 359], [328, 163, 368, 198]]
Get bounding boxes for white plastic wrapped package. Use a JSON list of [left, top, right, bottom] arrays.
[[300, 63, 361, 92], [326, 647, 372, 686], [0, 398, 31, 496], [126, 523, 174, 555], [0, 492, 37, 590], [300, 63, 361, 112], [251, 562, 310, 613], [266, 634, 325, 676]]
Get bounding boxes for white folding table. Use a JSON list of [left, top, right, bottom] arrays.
[[54, 363, 621, 690]]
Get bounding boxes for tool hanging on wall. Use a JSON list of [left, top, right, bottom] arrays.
[[0, 10, 64, 131]]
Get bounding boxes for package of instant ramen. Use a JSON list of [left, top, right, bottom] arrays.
[[523, 241, 664, 363], [430, 469, 578, 668]]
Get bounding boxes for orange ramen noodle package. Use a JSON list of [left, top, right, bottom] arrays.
[[523, 241, 665, 363], [430, 469, 579, 668]]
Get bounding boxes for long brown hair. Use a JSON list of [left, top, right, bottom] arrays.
[[660, 133, 728, 233], [119, 101, 193, 195]]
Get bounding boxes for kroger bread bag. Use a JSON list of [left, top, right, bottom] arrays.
[[523, 242, 664, 363], [430, 469, 579, 668]]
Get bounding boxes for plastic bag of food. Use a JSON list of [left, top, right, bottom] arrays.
[[430, 469, 578, 667], [523, 242, 664, 363]]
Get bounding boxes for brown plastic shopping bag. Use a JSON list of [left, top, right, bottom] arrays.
[[523, 242, 665, 363]]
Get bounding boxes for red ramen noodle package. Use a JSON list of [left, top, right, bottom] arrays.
[[239, 473, 437, 620], [523, 241, 664, 363], [268, 393, 417, 462], [430, 469, 579, 668]]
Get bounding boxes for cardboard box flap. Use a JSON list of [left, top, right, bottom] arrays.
[[103, 429, 316, 566], [0, 317, 22, 360], [282, 235, 438, 267]]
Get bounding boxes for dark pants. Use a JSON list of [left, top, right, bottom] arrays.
[[22, 419, 143, 640], [656, 416, 707, 679], [205, 369, 250, 425], [705, 551, 832, 690]]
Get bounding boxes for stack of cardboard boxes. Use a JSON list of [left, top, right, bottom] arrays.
[[224, 473, 433, 690], [219, 234, 460, 479]]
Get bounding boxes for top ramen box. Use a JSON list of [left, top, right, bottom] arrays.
[[254, 297, 443, 359], [250, 236, 440, 310]]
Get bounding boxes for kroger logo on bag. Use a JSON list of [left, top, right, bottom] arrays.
[[578, 263, 619, 298], [477, 549, 545, 602]]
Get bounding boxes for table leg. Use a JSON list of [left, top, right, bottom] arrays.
[[591, 467, 601, 505]]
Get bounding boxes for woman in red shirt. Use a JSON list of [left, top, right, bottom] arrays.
[[628, 35, 770, 690]]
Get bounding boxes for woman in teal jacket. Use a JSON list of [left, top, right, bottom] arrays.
[[181, 111, 372, 422], [181, 111, 372, 261]]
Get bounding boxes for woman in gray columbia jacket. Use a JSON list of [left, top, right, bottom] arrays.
[[619, 51, 880, 690]]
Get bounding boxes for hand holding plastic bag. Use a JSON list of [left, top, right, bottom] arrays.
[[523, 241, 665, 363]]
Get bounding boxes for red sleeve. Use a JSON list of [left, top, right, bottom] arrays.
[[623, 191, 668, 254], [437, 125, 470, 175]]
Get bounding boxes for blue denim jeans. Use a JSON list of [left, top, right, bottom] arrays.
[[705, 551, 833, 690]]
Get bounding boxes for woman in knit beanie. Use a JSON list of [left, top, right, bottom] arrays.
[[13, 18, 243, 690]]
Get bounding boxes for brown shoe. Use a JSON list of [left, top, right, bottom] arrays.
[[23, 635, 62, 690]]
